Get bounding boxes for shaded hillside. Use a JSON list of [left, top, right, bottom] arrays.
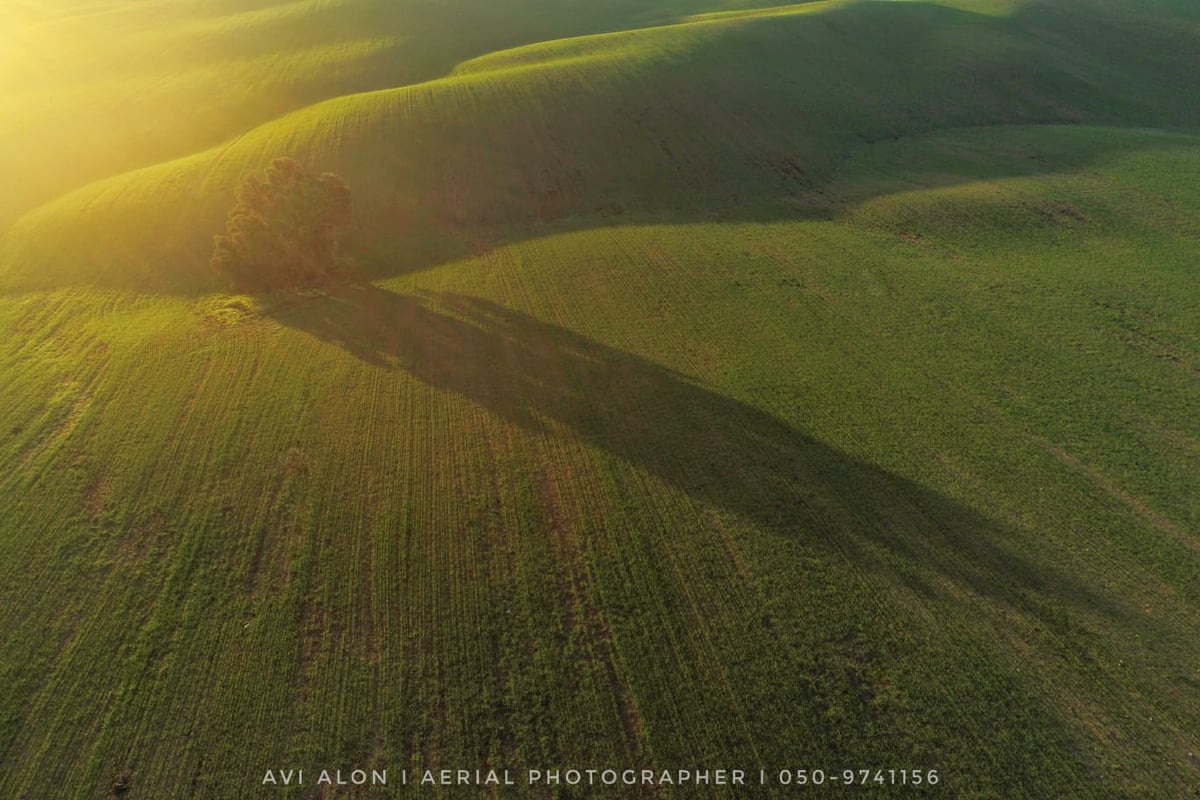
[[2, 132, 1199, 790], [0, 0, 811, 227], [1, 2, 1199, 798], [3, 0, 1200, 293]]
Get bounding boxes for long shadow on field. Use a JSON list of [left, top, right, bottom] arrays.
[[276, 284, 1115, 619]]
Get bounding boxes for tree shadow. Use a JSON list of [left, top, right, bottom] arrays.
[[273, 283, 1120, 624]]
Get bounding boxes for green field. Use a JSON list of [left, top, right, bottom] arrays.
[[2, 1, 1199, 798]]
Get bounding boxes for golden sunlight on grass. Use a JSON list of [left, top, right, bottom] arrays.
[[1, 2, 1199, 798]]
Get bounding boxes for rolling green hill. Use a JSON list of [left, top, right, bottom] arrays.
[[1, 1, 1199, 798], [4, 0, 1200, 293]]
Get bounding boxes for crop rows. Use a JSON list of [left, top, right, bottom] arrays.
[[2, 1, 1199, 796]]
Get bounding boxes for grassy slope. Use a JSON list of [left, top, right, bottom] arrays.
[[0, 0, 811, 227], [1, 1, 1200, 798], [4, 0, 1200, 293]]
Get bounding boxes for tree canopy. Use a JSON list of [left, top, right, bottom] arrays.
[[211, 158, 353, 291]]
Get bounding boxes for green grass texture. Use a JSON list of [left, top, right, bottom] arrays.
[[1, 1, 1199, 797]]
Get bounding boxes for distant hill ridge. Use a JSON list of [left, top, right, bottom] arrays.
[[2, 0, 1199, 293]]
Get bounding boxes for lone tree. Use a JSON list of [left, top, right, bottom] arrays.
[[211, 157, 353, 291]]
